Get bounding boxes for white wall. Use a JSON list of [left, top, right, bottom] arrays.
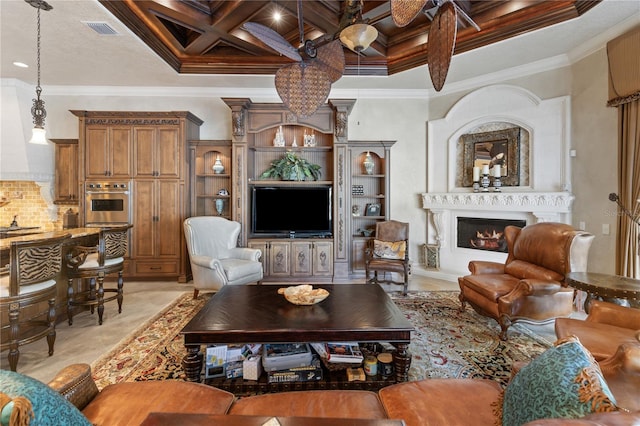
[[570, 48, 619, 274]]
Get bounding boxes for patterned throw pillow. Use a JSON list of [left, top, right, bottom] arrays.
[[0, 369, 91, 426], [501, 336, 618, 426], [373, 240, 406, 260]]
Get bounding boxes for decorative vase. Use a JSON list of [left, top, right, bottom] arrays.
[[212, 157, 225, 174], [215, 199, 224, 215], [363, 152, 375, 175]]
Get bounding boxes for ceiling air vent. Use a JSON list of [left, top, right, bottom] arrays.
[[83, 21, 120, 36]]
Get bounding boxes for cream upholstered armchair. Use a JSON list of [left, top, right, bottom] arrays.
[[184, 216, 263, 298], [458, 222, 595, 340]]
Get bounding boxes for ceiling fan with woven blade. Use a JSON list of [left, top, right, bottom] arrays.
[[243, 0, 373, 117], [390, 0, 479, 91]]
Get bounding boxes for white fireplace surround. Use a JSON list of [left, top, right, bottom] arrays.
[[419, 85, 574, 281]]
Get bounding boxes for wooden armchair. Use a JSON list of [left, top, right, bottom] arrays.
[[0, 233, 70, 371], [365, 220, 410, 295], [458, 222, 594, 340]]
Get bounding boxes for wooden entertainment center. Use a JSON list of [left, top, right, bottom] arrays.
[[193, 99, 396, 282]]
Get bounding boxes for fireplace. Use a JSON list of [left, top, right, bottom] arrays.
[[457, 217, 526, 252]]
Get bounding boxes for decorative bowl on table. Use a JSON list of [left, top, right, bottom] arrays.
[[278, 284, 329, 305]]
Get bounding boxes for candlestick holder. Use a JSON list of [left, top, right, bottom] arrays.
[[480, 173, 490, 192], [492, 175, 502, 192], [472, 181, 480, 193]]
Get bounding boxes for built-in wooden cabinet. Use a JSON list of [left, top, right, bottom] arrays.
[[347, 141, 395, 275], [222, 98, 362, 281], [133, 126, 181, 178], [72, 110, 202, 282], [188, 140, 232, 218], [51, 138, 79, 204], [249, 239, 333, 279], [84, 125, 132, 178]]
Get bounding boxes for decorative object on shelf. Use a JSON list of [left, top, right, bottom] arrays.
[[259, 151, 321, 181], [215, 189, 228, 216], [278, 284, 329, 305], [352, 205, 361, 217], [303, 129, 316, 147], [352, 184, 364, 195], [273, 125, 285, 147], [212, 156, 225, 174], [358, 228, 374, 237], [27, 0, 53, 145], [472, 166, 480, 193], [480, 164, 490, 192], [363, 151, 375, 175], [365, 203, 381, 216], [292, 135, 297, 147], [215, 199, 224, 216], [492, 164, 502, 192]]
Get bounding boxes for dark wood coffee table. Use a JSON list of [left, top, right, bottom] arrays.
[[567, 271, 640, 312], [181, 284, 413, 386]]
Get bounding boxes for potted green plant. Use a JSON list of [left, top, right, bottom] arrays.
[[259, 152, 322, 181]]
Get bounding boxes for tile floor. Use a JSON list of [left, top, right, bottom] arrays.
[[1, 276, 566, 384]]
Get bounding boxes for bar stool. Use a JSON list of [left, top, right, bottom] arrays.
[[0, 233, 70, 371], [66, 225, 132, 325]]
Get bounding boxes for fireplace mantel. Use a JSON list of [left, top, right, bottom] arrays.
[[419, 191, 575, 280], [421, 192, 574, 214]]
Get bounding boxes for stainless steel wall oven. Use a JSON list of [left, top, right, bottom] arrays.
[[84, 181, 131, 226]]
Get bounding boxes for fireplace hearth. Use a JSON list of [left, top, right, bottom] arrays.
[[457, 217, 526, 252]]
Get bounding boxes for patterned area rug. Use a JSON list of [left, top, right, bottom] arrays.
[[91, 291, 551, 390]]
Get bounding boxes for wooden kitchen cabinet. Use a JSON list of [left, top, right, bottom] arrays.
[[51, 138, 79, 204], [131, 179, 182, 276], [72, 110, 203, 282], [84, 125, 132, 178], [134, 126, 181, 178]]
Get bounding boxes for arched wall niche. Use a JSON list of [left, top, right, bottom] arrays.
[[428, 84, 570, 194]]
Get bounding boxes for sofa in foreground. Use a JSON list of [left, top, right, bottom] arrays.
[[1, 338, 638, 426]]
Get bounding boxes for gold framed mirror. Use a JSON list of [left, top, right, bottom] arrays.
[[461, 127, 521, 187]]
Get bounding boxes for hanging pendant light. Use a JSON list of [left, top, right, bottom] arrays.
[[26, 0, 52, 145], [339, 1, 378, 53]]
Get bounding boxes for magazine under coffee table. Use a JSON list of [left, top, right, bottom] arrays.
[[181, 284, 413, 389]]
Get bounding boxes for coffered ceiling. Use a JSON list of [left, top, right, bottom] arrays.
[[1, 0, 638, 90], [99, 0, 601, 77]]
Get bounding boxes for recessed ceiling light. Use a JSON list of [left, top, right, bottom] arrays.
[[273, 10, 281, 21], [13, 62, 28, 68]]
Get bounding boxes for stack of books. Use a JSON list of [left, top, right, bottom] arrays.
[[310, 342, 364, 364]]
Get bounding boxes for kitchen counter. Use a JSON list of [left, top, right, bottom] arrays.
[[0, 227, 100, 252]]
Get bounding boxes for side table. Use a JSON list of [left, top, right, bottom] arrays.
[[566, 272, 640, 312]]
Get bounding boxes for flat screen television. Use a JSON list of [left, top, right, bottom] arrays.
[[251, 186, 332, 238]]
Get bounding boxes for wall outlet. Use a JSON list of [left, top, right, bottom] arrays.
[[602, 224, 610, 235], [578, 221, 586, 230]]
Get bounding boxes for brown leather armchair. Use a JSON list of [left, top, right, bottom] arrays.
[[458, 222, 594, 340], [365, 220, 410, 295], [555, 300, 640, 360]]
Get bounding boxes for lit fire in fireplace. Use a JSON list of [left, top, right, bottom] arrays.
[[470, 229, 505, 250]]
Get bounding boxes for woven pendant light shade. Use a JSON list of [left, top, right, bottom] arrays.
[[391, 0, 428, 27], [275, 63, 331, 118], [316, 40, 345, 83], [427, 1, 457, 92]]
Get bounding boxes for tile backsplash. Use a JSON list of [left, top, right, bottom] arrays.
[[0, 181, 77, 230]]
